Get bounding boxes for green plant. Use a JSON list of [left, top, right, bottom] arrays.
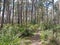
[[20, 29, 33, 37], [40, 22, 55, 30], [30, 19, 37, 24], [0, 25, 21, 45], [40, 31, 48, 41]]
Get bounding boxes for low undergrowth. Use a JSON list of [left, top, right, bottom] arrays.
[[0, 23, 60, 45]]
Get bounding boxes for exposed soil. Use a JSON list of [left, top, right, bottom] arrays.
[[30, 30, 41, 45], [20, 30, 41, 45]]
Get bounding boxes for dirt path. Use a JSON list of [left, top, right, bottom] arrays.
[[30, 30, 41, 45], [20, 30, 41, 45]]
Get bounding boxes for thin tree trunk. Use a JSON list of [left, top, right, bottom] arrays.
[[26, 0, 28, 28], [5, 0, 11, 24], [34, 0, 37, 24], [0, 0, 1, 13], [52, 0, 55, 38], [17, 1, 20, 24], [1, 0, 5, 28], [46, 7, 48, 23], [20, 0, 23, 26], [41, 7, 44, 22], [52, 0, 54, 24], [31, 0, 34, 22], [12, 0, 14, 25]]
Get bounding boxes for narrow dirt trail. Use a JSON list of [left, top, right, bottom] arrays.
[[20, 30, 41, 45], [30, 30, 41, 45]]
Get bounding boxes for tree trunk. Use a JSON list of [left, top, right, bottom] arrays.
[[31, 0, 34, 23], [6, 0, 11, 24], [12, 0, 14, 25], [20, 0, 23, 26], [1, 0, 5, 28], [17, 1, 20, 24], [26, 0, 28, 28]]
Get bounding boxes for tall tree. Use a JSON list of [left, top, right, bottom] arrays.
[[26, 0, 28, 27], [58, 0, 60, 24], [46, 1, 49, 23], [17, 0, 23, 25], [17, 0, 20, 24], [5, 0, 11, 23], [20, 0, 23, 26], [52, 0, 54, 24], [31, 0, 34, 22], [1, 0, 5, 28], [52, 0, 55, 38], [40, 0, 44, 22], [12, 0, 14, 24], [0, 0, 2, 13]]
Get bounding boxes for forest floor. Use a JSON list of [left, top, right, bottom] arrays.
[[20, 30, 41, 45], [30, 30, 41, 45]]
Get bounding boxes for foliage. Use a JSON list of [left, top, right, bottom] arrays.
[[20, 28, 33, 37], [3, 24, 34, 37], [30, 19, 37, 25], [28, 24, 40, 31], [55, 24, 60, 30], [0, 24, 34, 45], [40, 22, 56, 30], [0, 23, 60, 45], [40, 30, 53, 41], [0, 24, 21, 45], [40, 30, 60, 45]]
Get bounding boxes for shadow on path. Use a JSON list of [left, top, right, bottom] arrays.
[[29, 30, 41, 45]]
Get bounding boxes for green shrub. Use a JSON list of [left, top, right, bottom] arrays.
[[40, 22, 56, 30], [56, 24, 60, 30], [20, 29, 33, 37], [40, 30, 53, 41], [30, 19, 37, 24], [40, 31, 48, 41], [2, 24, 34, 37], [0, 25, 21, 45]]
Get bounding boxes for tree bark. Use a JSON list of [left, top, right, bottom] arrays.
[[31, 0, 34, 22], [12, 0, 14, 25], [26, 0, 27, 27], [17, 1, 20, 24], [1, 0, 5, 28], [6, 0, 11, 24]]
